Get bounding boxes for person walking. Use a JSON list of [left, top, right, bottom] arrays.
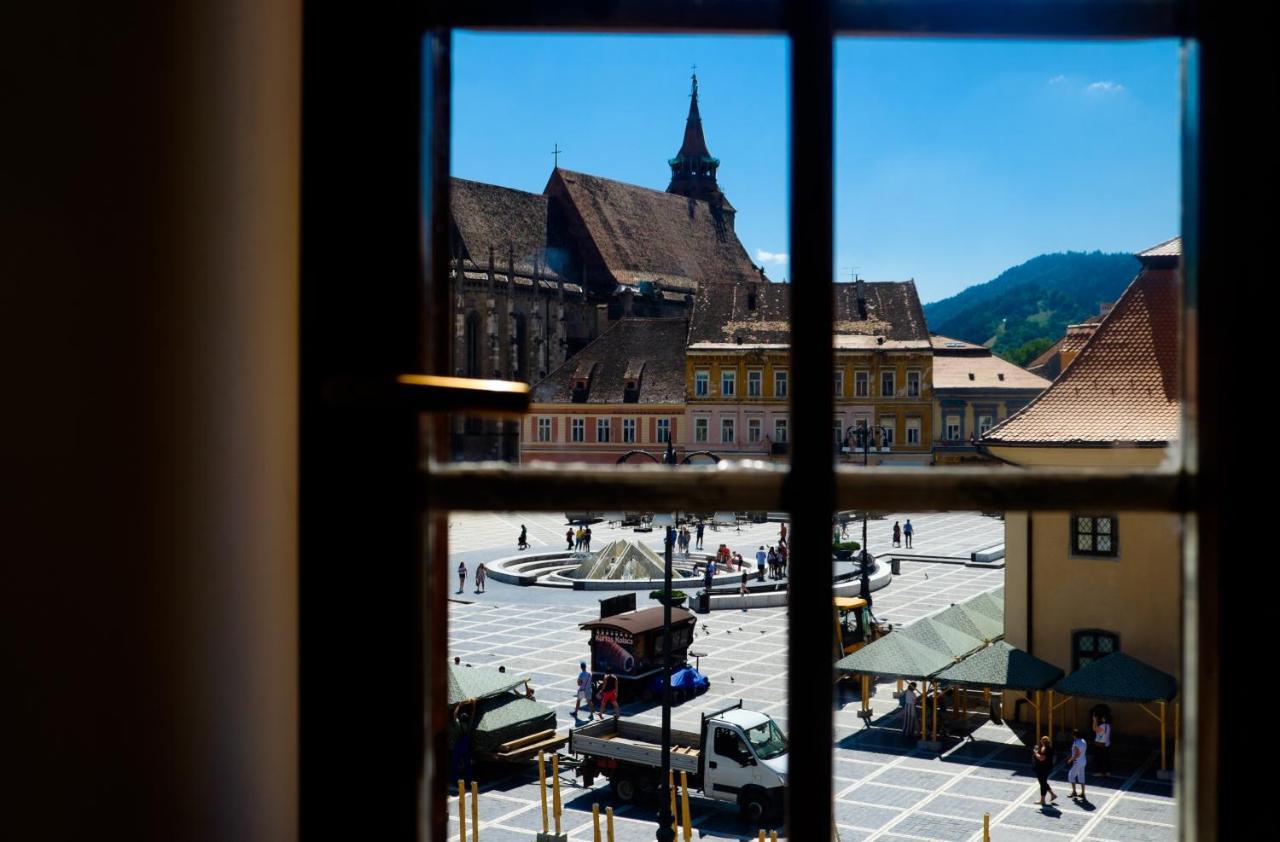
[[901, 682, 919, 738], [566, 527, 575, 551], [517, 524, 528, 550], [1033, 736, 1059, 805], [755, 546, 767, 582], [584, 526, 593, 552], [778, 542, 788, 578], [903, 519, 914, 549], [739, 570, 749, 611], [703, 558, 714, 594], [767, 546, 779, 579], [575, 526, 585, 551], [892, 521, 902, 548], [456, 561, 466, 594], [1093, 712, 1112, 777], [475, 563, 487, 594], [779, 521, 787, 547], [1067, 728, 1088, 800], [596, 668, 621, 719], [696, 520, 705, 550], [573, 661, 594, 719]]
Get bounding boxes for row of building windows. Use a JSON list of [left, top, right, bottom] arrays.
[[692, 368, 923, 398], [536, 417, 673, 444], [692, 417, 789, 444], [942, 413, 997, 441]]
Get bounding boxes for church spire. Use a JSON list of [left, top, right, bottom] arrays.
[[667, 72, 722, 202]]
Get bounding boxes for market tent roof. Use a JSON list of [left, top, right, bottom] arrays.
[[836, 630, 955, 680], [895, 616, 984, 660], [962, 591, 1004, 626], [448, 664, 529, 706], [929, 603, 1003, 644], [934, 641, 1064, 691], [1053, 652, 1178, 703]]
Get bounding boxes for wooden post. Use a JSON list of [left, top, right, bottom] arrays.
[[457, 779, 466, 842], [680, 770, 692, 841], [538, 751, 549, 833], [1048, 689, 1054, 739], [1159, 700, 1168, 770], [758, 830, 765, 841], [862, 674, 871, 714], [1035, 690, 1042, 741], [606, 806, 615, 842], [592, 803, 602, 842], [471, 781, 479, 842], [552, 754, 562, 835], [770, 832, 778, 841], [983, 811, 990, 841], [931, 683, 938, 741], [920, 683, 928, 739]]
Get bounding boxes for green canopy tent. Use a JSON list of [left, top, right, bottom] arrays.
[[930, 602, 1003, 644], [896, 616, 985, 660], [447, 664, 559, 756], [934, 640, 1064, 737], [836, 631, 957, 740], [1053, 652, 1179, 770]]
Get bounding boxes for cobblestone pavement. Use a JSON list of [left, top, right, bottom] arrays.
[[445, 515, 1176, 841]]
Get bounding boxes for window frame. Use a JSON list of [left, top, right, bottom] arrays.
[[721, 369, 736, 397], [694, 416, 709, 444], [721, 416, 735, 444], [1072, 514, 1119, 558], [596, 417, 610, 443], [622, 417, 637, 444], [537, 417, 551, 442], [1072, 629, 1121, 672], [774, 368, 788, 398], [906, 369, 921, 397], [657, 418, 671, 443], [748, 368, 763, 397], [695, 369, 709, 397], [570, 417, 585, 443], [853, 369, 869, 397], [371, 8, 1220, 841], [748, 417, 763, 443]]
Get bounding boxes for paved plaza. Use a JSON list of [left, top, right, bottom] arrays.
[[446, 513, 1176, 841]]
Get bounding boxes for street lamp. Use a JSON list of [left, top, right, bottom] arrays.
[[849, 422, 890, 608]]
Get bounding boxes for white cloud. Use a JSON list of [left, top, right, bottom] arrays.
[[1048, 74, 1066, 85], [1086, 80, 1125, 94], [756, 249, 789, 266]]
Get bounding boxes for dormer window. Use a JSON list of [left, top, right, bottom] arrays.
[[747, 292, 757, 311], [571, 379, 589, 403], [623, 379, 640, 403]]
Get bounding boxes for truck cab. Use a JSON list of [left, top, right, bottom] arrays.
[[702, 706, 788, 820]]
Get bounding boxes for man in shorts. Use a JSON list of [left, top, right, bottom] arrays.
[[573, 661, 594, 719], [597, 667, 621, 719], [1068, 728, 1088, 800]]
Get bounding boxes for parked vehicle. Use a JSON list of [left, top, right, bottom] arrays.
[[568, 700, 787, 822], [833, 596, 890, 660]]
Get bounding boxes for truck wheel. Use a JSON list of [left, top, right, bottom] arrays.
[[612, 776, 638, 804], [739, 789, 768, 823]]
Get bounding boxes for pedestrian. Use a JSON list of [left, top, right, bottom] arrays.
[[755, 546, 767, 582], [566, 527, 575, 551], [901, 682, 919, 737], [1033, 735, 1058, 805], [456, 561, 466, 594], [597, 667, 620, 719], [574, 661, 594, 719], [779, 521, 787, 547], [448, 702, 476, 784], [584, 526, 592, 552], [1093, 712, 1112, 777], [575, 526, 585, 551], [696, 520, 705, 550], [475, 563, 487, 593], [892, 521, 902, 548], [703, 559, 714, 593], [778, 542, 788, 578], [517, 524, 528, 550], [903, 519, 914, 549], [767, 545, 779, 579], [1067, 728, 1088, 800], [739, 570, 749, 611]]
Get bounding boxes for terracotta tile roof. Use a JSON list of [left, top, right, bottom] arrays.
[[1025, 337, 1064, 379], [984, 265, 1179, 446], [532, 318, 689, 405], [1060, 322, 1101, 356], [547, 169, 762, 292], [1138, 235, 1182, 260], [933, 353, 1051, 392], [688, 280, 929, 346], [930, 335, 987, 352]]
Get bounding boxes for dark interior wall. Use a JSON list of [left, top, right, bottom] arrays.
[[4, 1, 299, 839]]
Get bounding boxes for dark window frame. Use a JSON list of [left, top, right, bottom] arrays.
[[1072, 628, 1121, 672], [1072, 514, 1119, 557]]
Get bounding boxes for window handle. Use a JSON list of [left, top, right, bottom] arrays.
[[325, 374, 530, 415]]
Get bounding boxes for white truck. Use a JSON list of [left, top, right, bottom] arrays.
[[568, 701, 788, 822]]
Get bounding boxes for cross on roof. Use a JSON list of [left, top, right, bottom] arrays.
[[551, 143, 561, 168]]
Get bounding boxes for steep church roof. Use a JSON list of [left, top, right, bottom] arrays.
[[532, 318, 690, 405], [450, 177, 567, 279], [547, 168, 760, 292], [687, 280, 930, 348]]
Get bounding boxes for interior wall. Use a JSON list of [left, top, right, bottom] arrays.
[[4, 2, 300, 839]]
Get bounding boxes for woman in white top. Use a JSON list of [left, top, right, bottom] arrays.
[[1093, 714, 1112, 777], [901, 682, 919, 737]]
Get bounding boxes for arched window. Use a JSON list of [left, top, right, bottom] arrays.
[[464, 311, 481, 377]]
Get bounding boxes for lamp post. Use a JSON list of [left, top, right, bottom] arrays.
[[656, 522, 676, 842], [851, 421, 889, 607]]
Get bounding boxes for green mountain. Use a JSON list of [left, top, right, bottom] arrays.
[[924, 251, 1141, 366]]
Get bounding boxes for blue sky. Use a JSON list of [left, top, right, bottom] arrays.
[[451, 32, 1180, 303]]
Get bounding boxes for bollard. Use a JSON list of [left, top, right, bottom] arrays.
[[770, 832, 778, 842], [552, 754, 563, 836], [680, 770, 692, 841], [983, 811, 990, 841], [592, 803, 602, 842], [471, 781, 479, 842], [457, 779, 466, 842], [606, 806, 615, 842], [538, 752, 549, 833], [668, 769, 677, 834], [757, 832, 765, 842]]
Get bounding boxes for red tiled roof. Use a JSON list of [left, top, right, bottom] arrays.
[[983, 266, 1179, 446], [933, 354, 1050, 391]]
